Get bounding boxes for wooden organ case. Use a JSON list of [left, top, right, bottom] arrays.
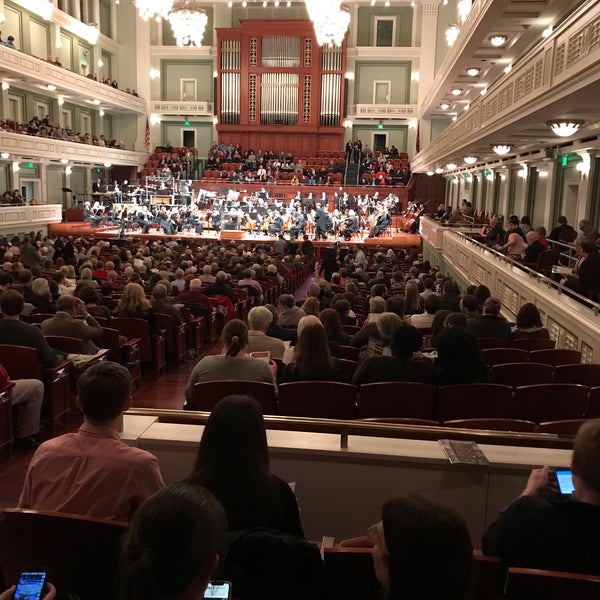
[[216, 20, 346, 155]]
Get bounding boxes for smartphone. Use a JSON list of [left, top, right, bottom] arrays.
[[204, 581, 232, 599], [13, 569, 47, 600], [555, 469, 575, 495]]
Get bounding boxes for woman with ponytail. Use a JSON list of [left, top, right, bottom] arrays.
[[184, 319, 275, 406], [118, 483, 226, 600]]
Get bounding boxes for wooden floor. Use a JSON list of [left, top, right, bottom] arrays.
[[0, 275, 316, 509]]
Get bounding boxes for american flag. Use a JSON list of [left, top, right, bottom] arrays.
[[144, 116, 150, 152]]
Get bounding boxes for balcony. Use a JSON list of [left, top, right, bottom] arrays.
[[0, 131, 148, 167], [150, 101, 214, 116], [0, 204, 62, 235], [349, 104, 418, 119], [0, 46, 146, 114]]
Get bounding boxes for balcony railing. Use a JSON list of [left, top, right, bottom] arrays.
[[349, 104, 418, 119], [150, 101, 214, 116]]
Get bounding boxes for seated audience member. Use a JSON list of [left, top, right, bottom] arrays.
[[186, 395, 304, 536], [548, 215, 576, 242], [31, 277, 57, 314], [370, 495, 472, 600], [277, 293, 306, 327], [365, 295, 386, 325], [435, 328, 488, 385], [512, 303, 550, 339], [407, 294, 438, 329], [561, 239, 600, 298], [185, 319, 274, 405], [299, 296, 320, 317], [99, 281, 118, 310], [483, 419, 600, 575], [41, 295, 103, 354], [467, 297, 512, 342], [247, 306, 285, 360], [459, 294, 480, 320], [265, 303, 298, 344], [280, 319, 346, 382], [420, 277, 437, 299], [151, 283, 183, 324], [0, 360, 44, 450], [403, 280, 423, 316], [351, 296, 404, 349], [204, 270, 236, 303], [177, 278, 212, 315], [114, 282, 158, 333], [19, 361, 164, 521], [428, 309, 451, 347], [0, 290, 63, 366], [76, 285, 111, 320], [520, 230, 546, 264], [473, 284, 491, 311], [437, 280, 461, 312], [319, 307, 350, 356], [118, 483, 227, 600], [353, 325, 435, 386], [0, 583, 55, 599], [333, 298, 357, 326], [500, 232, 528, 258]]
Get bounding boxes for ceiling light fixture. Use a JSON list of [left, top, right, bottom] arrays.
[[446, 163, 457, 170], [99, 110, 105, 117], [92, 99, 101, 105], [492, 145, 511, 155], [1, 82, 9, 90], [457, 0, 472, 23], [0, 152, 9, 159], [547, 119, 584, 137], [504, 64, 512, 74], [440, 103, 449, 110], [466, 67, 480, 77], [60, 158, 69, 164], [480, 88, 487, 95], [445, 23, 460, 47], [305, 1, 351, 47], [104, 162, 112, 168], [464, 156, 477, 164], [135, 0, 173, 21], [489, 35, 507, 47], [434, 167, 443, 174], [47, 84, 56, 91], [426, 171, 434, 176], [542, 26, 553, 38], [57, 97, 64, 105], [450, 88, 462, 96], [168, 0, 208, 46]]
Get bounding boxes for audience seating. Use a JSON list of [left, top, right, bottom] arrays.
[[536, 419, 588, 435], [322, 547, 382, 600], [339, 345, 360, 361], [435, 384, 513, 422], [154, 312, 187, 366], [553, 363, 600, 387], [100, 327, 141, 392], [529, 349, 582, 366], [443, 418, 537, 433], [110, 317, 166, 378], [0, 508, 127, 600], [481, 348, 529, 367], [19, 313, 54, 324], [357, 382, 436, 420], [191, 380, 276, 414], [0, 345, 70, 436], [491, 363, 554, 387], [586, 387, 600, 417], [338, 358, 358, 382], [358, 417, 439, 426], [504, 566, 600, 600], [278, 382, 356, 419], [0, 382, 14, 461], [512, 338, 556, 351], [510, 384, 588, 422], [478, 338, 511, 350]]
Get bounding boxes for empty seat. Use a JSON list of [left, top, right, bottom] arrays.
[[481, 348, 529, 366], [278, 381, 356, 419], [529, 349, 582, 366], [435, 384, 513, 422], [554, 364, 600, 387], [536, 419, 588, 435], [492, 362, 554, 387], [510, 384, 589, 422], [357, 382, 436, 420], [191, 380, 276, 414]]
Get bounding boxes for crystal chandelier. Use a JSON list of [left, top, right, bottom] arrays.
[[305, 0, 350, 47], [135, 0, 173, 21], [168, 0, 208, 47]]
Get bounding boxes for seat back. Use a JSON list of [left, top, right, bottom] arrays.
[[0, 508, 127, 600], [491, 362, 554, 387], [278, 382, 357, 419], [339, 345, 360, 361], [478, 338, 510, 349], [535, 419, 588, 435], [111, 317, 152, 362], [529, 349, 582, 366], [357, 382, 436, 419], [435, 384, 512, 422], [0, 344, 42, 380], [512, 338, 556, 351], [586, 387, 600, 418], [504, 567, 600, 600], [20, 313, 55, 324], [337, 358, 358, 382], [192, 380, 277, 414], [443, 418, 536, 433], [510, 384, 589, 422], [481, 348, 529, 366], [154, 312, 186, 365], [468, 554, 503, 600], [554, 364, 600, 387], [322, 547, 382, 600], [44, 335, 85, 355]]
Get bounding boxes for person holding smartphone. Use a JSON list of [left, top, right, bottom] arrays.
[[482, 419, 600, 575], [0, 578, 56, 600]]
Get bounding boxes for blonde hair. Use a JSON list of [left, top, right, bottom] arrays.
[[116, 282, 150, 315]]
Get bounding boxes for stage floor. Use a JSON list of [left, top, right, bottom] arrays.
[[49, 221, 422, 249]]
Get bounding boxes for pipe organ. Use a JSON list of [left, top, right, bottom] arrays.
[[216, 20, 346, 155]]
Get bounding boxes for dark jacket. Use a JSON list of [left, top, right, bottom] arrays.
[[467, 315, 512, 341]]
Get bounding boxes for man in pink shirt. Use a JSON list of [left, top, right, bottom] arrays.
[[19, 361, 164, 522]]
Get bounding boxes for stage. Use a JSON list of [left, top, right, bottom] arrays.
[[48, 220, 422, 250]]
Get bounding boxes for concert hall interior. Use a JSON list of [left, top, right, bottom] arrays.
[[1, 0, 600, 597]]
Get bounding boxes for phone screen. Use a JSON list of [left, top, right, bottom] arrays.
[[14, 569, 47, 600], [556, 469, 575, 495], [204, 581, 231, 599]]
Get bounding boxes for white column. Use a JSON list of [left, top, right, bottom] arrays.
[[498, 167, 509, 217], [417, 2, 440, 109], [576, 151, 593, 224]]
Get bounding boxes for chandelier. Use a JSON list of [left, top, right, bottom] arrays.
[[305, 0, 350, 47], [135, 0, 173, 21], [547, 119, 584, 137], [168, 0, 208, 47]]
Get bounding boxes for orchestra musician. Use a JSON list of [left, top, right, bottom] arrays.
[[341, 210, 360, 241], [368, 208, 392, 238], [290, 211, 306, 239]]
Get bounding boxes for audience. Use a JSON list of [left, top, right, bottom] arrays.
[[435, 328, 488, 385], [512, 303, 550, 340], [467, 297, 512, 341]]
